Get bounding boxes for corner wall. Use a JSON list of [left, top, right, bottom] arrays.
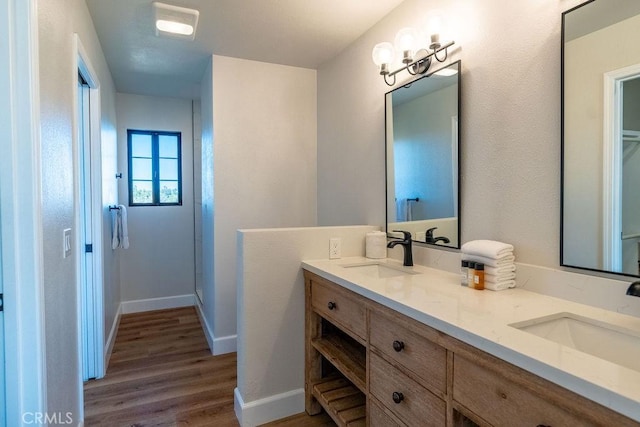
[[201, 55, 318, 352]]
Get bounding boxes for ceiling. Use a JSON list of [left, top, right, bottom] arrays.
[[86, 0, 405, 99]]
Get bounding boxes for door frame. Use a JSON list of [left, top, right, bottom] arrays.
[[0, 0, 48, 424], [603, 63, 640, 271], [74, 34, 105, 383]]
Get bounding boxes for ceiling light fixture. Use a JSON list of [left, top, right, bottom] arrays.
[[153, 2, 199, 40], [372, 17, 455, 86]]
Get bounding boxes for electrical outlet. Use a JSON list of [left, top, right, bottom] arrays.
[[63, 228, 72, 258], [329, 237, 341, 259]]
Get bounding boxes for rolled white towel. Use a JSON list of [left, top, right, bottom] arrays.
[[485, 265, 516, 276], [485, 272, 516, 283], [485, 280, 516, 291], [462, 254, 515, 268], [462, 240, 514, 259]]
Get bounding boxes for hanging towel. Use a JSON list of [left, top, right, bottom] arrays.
[[462, 254, 515, 268], [461, 240, 514, 259], [395, 199, 412, 222], [111, 204, 129, 249]]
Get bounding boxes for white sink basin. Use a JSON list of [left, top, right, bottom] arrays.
[[510, 313, 640, 372], [340, 262, 419, 279]]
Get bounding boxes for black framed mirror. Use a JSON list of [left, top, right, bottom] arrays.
[[385, 60, 461, 248], [561, 0, 640, 277]]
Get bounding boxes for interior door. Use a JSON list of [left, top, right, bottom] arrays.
[[0, 229, 6, 427], [78, 73, 98, 380]]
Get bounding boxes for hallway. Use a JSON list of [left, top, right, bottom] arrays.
[[83, 307, 334, 426], [84, 307, 238, 425]]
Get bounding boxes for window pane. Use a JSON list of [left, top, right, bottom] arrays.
[[132, 158, 152, 180], [132, 181, 153, 204], [131, 133, 152, 157], [160, 181, 179, 203], [159, 135, 178, 158], [160, 158, 178, 180]]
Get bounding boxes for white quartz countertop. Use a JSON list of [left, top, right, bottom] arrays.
[[301, 257, 640, 422]]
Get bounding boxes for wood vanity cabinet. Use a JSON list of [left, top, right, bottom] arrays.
[[304, 270, 640, 427]]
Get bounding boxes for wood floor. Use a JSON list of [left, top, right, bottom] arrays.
[[84, 307, 334, 426]]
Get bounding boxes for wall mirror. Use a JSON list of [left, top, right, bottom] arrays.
[[562, 0, 640, 276], [386, 60, 461, 248]]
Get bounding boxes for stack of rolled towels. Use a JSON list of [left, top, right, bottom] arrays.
[[461, 240, 516, 291]]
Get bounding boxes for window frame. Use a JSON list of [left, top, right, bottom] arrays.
[[127, 129, 183, 206]]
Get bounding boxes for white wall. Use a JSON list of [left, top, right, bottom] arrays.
[[201, 55, 317, 349], [193, 100, 204, 304], [200, 58, 216, 348], [37, 0, 118, 421], [318, 0, 574, 267], [116, 93, 195, 302], [235, 226, 379, 426]]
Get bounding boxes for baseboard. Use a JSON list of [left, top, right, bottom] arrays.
[[234, 387, 304, 427], [213, 334, 237, 355], [104, 303, 122, 371], [194, 299, 237, 355], [195, 300, 215, 353], [120, 294, 195, 314]]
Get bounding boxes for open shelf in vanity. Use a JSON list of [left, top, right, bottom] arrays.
[[306, 273, 367, 426]]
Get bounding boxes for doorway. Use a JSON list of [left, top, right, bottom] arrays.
[[603, 64, 640, 274]]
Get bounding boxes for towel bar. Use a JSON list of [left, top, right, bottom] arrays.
[[109, 205, 121, 211]]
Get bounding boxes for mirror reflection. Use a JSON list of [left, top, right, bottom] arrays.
[[386, 61, 460, 248], [562, 0, 640, 276]]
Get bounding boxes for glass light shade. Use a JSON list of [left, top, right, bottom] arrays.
[[372, 42, 395, 66], [394, 27, 420, 57], [426, 15, 446, 47], [156, 19, 194, 36]]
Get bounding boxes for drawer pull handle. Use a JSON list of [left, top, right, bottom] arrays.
[[392, 340, 405, 352], [536, 425, 551, 427], [327, 301, 337, 310], [392, 391, 404, 404]]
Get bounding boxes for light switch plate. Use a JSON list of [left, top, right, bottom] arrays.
[[63, 228, 72, 258]]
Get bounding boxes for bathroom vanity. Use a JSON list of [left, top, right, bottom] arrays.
[[303, 258, 640, 426]]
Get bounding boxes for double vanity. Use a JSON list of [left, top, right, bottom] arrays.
[[302, 258, 640, 426]]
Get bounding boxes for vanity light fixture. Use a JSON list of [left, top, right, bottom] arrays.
[[153, 2, 199, 40], [373, 20, 455, 86]]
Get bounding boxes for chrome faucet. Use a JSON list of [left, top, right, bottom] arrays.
[[627, 281, 640, 297], [387, 230, 413, 267], [425, 227, 450, 244]]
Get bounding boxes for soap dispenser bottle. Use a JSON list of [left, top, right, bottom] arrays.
[[473, 263, 485, 290]]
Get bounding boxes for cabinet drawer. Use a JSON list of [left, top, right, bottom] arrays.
[[311, 278, 366, 340], [370, 352, 446, 426], [369, 398, 405, 426], [453, 354, 592, 426], [369, 309, 447, 394]]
